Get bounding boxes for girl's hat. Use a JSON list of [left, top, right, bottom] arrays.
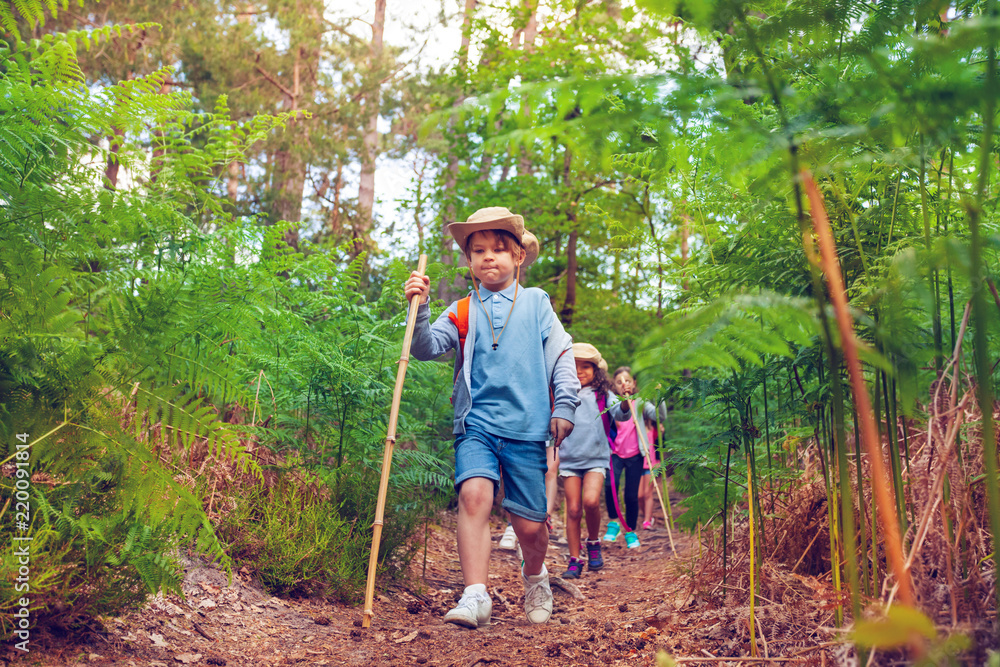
[[573, 342, 608, 372], [447, 207, 539, 267]]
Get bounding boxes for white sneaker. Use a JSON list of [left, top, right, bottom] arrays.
[[443, 584, 492, 629], [498, 524, 518, 550], [521, 564, 552, 624]]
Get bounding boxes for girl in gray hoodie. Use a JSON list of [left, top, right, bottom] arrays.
[[556, 343, 618, 578]]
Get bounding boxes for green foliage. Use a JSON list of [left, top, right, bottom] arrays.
[[218, 477, 364, 600], [11, 0, 1000, 651], [0, 7, 456, 634], [853, 606, 970, 665], [0, 466, 181, 638], [218, 450, 452, 603], [635, 292, 819, 379], [566, 293, 658, 370]]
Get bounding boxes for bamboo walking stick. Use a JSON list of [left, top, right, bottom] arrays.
[[362, 254, 428, 628], [630, 400, 676, 553]]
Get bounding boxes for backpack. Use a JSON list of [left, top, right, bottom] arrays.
[[448, 294, 472, 375], [446, 296, 472, 379]]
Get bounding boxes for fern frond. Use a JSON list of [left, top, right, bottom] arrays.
[[635, 291, 820, 380]]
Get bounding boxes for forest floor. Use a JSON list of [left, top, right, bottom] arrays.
[[6, 490, 848, 667]]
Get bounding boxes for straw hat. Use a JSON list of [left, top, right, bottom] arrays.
[[573, 342, 608, 372], [447, 207, 539, 267]]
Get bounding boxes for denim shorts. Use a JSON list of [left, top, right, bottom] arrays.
[[558, 467, 606, 479], [454, 426, 548, 522]]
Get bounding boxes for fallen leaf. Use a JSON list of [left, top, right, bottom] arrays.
[[198, 599, 217, 610], [393, 630, 419, 644], [174, 653, 202, 664], [150, 633, 169, 648]]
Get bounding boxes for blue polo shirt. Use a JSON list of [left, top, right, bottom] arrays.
[[462, 282, 555, 442]]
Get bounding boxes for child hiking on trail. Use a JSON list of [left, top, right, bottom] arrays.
[[556, 343, 617, 579], [603, 366, 664, 548], [404, 206, 580, 629]]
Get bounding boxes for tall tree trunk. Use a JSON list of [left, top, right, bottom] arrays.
[[357, 0, 387, 256], [517, 0, 538, 176], [561, 229, 578, 326], [644, 187, 663, 318], [681, 211, 690, 291], [412, 153, 429, 247], [271, 46, 304, 250], [223, 152, 239, 266], [439, 0, 477, 300], [227, 4, 253, 205], [559, 147, 578, 326], [523, 0, 538, 48], [227, 160, 240, 202], [272, 144, 303, 249], [330, 158, 343, 236], [104, 128, 124, 190]]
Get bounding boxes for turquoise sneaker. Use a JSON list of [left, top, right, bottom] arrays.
[[625, 531, 641, 549], [602, 520, 621, 542]]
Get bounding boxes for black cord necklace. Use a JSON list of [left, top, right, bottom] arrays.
[[471, 264, 520, 351]]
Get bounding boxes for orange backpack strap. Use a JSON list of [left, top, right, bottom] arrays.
[[447, 296, 471, 360]]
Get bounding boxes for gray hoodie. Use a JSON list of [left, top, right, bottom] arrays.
[[557, 387, 618, 471]]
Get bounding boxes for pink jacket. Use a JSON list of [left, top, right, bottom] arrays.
[[612, 413, 641, 458], [612, 416, 659, 468]]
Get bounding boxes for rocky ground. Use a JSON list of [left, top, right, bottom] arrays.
[[4, 492, 845, 666]]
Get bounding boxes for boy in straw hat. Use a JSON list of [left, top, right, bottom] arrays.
[[405, 206, 580, 628]]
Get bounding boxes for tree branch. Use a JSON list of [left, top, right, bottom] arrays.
[[253, 62, 295, 101]]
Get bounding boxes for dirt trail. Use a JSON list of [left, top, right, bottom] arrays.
[[7, 493, 842, 666]]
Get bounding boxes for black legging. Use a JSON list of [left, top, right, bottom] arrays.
[[604, 453, 643, 531]]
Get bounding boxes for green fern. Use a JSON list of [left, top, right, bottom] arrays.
[[634, 290, 821, 380]]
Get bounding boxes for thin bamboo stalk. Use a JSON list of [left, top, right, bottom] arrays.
[[762, 368, 775, 534], [830, 349, 860, 624], [745, 397, 768, 555], [920, 135, 944, 373], [362, 254, 428, 628], [881, 370, 907, 533], [852, 406, 872, 598], [802, 172, 915, 607]]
